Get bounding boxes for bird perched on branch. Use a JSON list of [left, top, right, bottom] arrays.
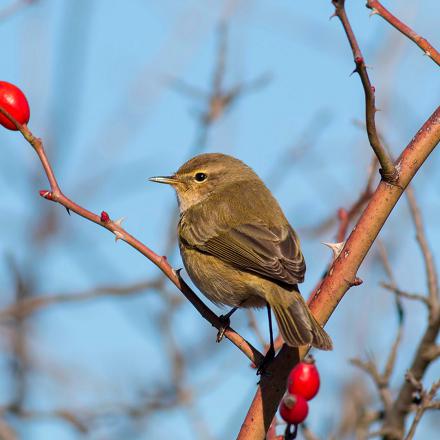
[[150, 153, 332, 370]]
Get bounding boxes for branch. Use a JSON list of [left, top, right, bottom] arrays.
[[380, 190, 440, 439], [350, 357, 393, 413], [381, 283, 429, 306], [0, 106, 264, 368], [0, 279, 161, 321], [331, 0, 398, 183], [366, 0, 440, 67], [237, 105, 440, 440], [406, 187, 439, 316], [404, 379, 440, 440]]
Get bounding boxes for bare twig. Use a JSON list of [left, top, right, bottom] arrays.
[[380, 283, 429, 306], [366, 0, 440, 67], [331, 0, 398, 183], [0, 418, 17, 440], [166, 23, 270, 155], [380, 187, 440, 439], [350, 357, 393, 413], [406, 187, 439, 317], [0, 279, 161, 321], [404, 379, 440, 440]]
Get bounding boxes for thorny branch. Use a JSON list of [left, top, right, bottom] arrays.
[[0, 105, 264, 368], [366, 0, 440, 67], [331, 0, 398, 183]]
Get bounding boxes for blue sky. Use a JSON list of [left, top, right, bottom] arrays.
[[0, 1, 439, 439]]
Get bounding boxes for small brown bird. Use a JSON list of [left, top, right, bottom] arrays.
[[150, 153, 332, 362]]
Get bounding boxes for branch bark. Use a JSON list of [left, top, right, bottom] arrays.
[[332, 0, 398, 183], [366, 0, 440, 67]]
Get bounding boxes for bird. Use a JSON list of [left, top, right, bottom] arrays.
[[149, 153, 332, 369]]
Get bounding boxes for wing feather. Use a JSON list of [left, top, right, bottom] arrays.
[[193, 222, 305, 285]]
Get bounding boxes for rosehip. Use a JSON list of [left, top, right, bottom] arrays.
[[279, 393, 309, 425], [0, 81, 30, 130], [287, 356, 320, 401]]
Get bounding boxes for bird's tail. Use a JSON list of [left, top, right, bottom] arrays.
[[268, 287, 333, 350]]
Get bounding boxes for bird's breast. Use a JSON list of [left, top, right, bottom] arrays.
[[179, 243, 266, 309]]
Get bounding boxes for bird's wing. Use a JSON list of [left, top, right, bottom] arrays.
[[190, 222, 306, 285]]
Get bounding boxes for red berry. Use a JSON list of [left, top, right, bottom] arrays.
[[0, 81, 30, 130], [287, 356, 320, 401], [279, 393, 309, 425]]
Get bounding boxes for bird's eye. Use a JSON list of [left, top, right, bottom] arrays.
[[194, 172, 207, 182]]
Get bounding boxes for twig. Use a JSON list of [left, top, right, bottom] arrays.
[[366, 0, 440, 67], [406, 187, 439, 317], [404, 379, 440, 440], [0, 106, 264, 367], [337, 156, 378, 242], [0, 419, 17, 440], [301, 423, 321, 440], [0, 279, 161, 321], [350, 358, 393, 413], [331, 0, 398, 183], [381, 188, 440, 440], [380, 283, 429, 306]]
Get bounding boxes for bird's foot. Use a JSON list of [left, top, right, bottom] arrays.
[[256, 345, 275, 376], [216, 314, 231, 343]]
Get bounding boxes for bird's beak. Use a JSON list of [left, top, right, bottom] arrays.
[[148, 175, 178, 185]]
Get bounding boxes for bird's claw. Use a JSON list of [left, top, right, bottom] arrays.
[[256, 346, 275, 376], [216, 314, 231, 343]]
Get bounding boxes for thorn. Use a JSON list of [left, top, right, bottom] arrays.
[[350, 67, 358, 77], [424, 51, 432, 58], [322, 241, 346, 260], [114, 231, 123, 242], [114, 217, 125, 227], [369, 9, 378, 17], [329, 12, 337, 20], [39, 190, 53, 200], [65, 207, 71, 216], [352, 277, 363, 286], [175, 268, 183, 278], [100, 211, 110, 223]]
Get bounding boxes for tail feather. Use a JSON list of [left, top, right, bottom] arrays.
[[270, 289, 333, 351]]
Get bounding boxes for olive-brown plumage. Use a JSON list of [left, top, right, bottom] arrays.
[[150, 153, 332, 350]]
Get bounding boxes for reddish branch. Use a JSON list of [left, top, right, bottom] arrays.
[[237, 106, 440, 440], [0, 106, 264, 368], [366, 0, 440, 67], [332, 0, 398, 183]]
